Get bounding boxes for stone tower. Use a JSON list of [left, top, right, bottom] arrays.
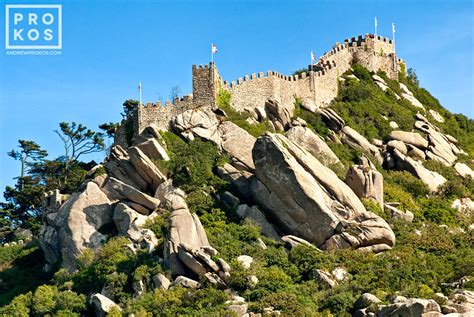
[[192, 62, 221, 108]]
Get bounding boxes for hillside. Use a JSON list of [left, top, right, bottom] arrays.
[[0, 36, 473, 316]]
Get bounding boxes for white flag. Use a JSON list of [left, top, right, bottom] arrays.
[[138, 82, 142, 92], [311, 51, 316, 62], [212, 43, 218, 54], [392, 22, 396, 33]]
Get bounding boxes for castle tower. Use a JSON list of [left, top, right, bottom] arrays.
[[192, 62, 221, 108]]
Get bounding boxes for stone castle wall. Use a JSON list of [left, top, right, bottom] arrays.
[[226, 33, 403, 114], [121, 33, 405, 140]]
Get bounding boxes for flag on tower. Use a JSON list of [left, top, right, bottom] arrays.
[[212, 43, 218, 54], [311, 51, 316, 63], [392, 22, 396, 33]]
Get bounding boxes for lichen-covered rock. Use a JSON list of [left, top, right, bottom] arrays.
[[454, 162, 474, 179], [251, 133, 395, 252]]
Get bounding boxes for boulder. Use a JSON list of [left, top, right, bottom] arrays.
[[236, 204, 280, 241], [265, 99, 292, 131], [392, 149, 446, 192], [387, 140, 407, 155], [389, 131, 428, 149], [399, 83, 425, 109], [128, 147, 167, 191], [454, 162, 474, 179], [105, 177, 160, 211], [281, 235, 320, 250], [314, 269, 337, 289], [173, 107, 256, 171], [173, 276, 200, 289], [354, 293, 381, 310], [429, 109, 445, 123], [301, 97, 318, 112], [228, 303, 248, 316], [345, 157, 384, 209], [113, 203, 150, 241], [38, 225, 60, 271], [251, 133, 395, 251], [217, 121, 256, 171], [286, 126, 342, 167], [47, 182, 113, 271], [90, 293, 121, 317], [377, 298, 441, 316], [220, 191, 240, 212], [237, 255, 253, 269], [173, 107, 221, 143], [152, 273, 171, 290], [341, 126, 383, 164], [319, 108, 345, 132], [291, 117, 308, 127], [135, 138, 169, 161], [384, 204, 414, 222], [406, 144, 426, 160], [159, 181, 218, 277], [451, 198, 474, 214], [255, 106, 267, 121], [216, 164, 253, 201]]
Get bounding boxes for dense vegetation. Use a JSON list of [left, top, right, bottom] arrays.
[[0, 67, 472, 316]]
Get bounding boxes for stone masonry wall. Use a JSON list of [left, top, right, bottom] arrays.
[[118, 33, 405, 143]]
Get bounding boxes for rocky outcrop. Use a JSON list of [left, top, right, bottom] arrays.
[[389, 131, 428, 149], [319, 108, 345, 132], [281, 235, 319, 250], [103, 177, 161, 213], [236, 204, 280, 241], [251, 133, 395, 252], [399, 83, 425, 109], [414, 113, 459, 166], [158, 180, 229, 279], [265, 99, 292, 132], [173, 107, 256, 171], [341, 126, 383, 164], [451, 198, 474, 214], [345, 157, 384, 209], [286, 126, 342, 167], [41, 182, 113, 271], [391, 149, 446, 192], [454, 162, 474, 179], [384, 203, 414, 222]]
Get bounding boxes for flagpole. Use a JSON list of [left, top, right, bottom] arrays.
[[139, 82, 142, 106], [392, 23, 396, 54], [374, 17, 377, 36]]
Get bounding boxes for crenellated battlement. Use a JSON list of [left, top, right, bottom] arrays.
[[116, 32, 406, 143]]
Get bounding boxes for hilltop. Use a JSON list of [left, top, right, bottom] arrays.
[[0, 33, 473, 316]]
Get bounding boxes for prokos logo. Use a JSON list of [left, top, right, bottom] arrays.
[[5, 4, 62, 49]]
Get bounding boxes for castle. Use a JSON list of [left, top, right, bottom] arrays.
[[117, 33, 405, 144]]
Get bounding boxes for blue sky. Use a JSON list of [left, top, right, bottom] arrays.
[[0, 0, 472, 191]]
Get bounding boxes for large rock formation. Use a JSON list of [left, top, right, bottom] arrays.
[[158, 180, 229, 280], [286, 126, 342, 167], [41, 181, 113, 271], [251, 133, 395, 252], [173, 107, 256, 171], [345, 157, 384, 209]]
